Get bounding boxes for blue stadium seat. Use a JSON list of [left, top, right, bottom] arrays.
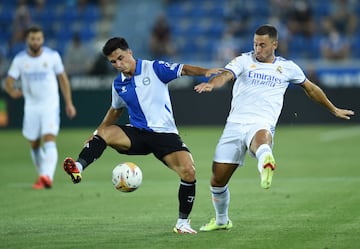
[[79, 26, 96, 41], [30, 7, 56, 24], [55, 24, 73, 44], [309, 35, 322, 59], [0, 9, 14, 25], [167, 5, 184, 21], [61, 7, 77, 22], [312, 1, 331, 17], [80, 5, 101, 22], [55, 40, 67, 56], [0, 29, 11, 43], [9, 42, 26, 58], [350, 35, 360, 58]]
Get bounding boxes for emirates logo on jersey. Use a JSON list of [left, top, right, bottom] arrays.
[[248, 71, 281, 87]]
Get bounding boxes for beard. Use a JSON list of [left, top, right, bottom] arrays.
[[28, 45, 41, 54]]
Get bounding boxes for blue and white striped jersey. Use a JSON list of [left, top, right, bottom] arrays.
[[111, 59, 183, 134]]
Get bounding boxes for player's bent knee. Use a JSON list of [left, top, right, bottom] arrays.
[[210, 176, 228, 187], [178, 164, 196, 182]]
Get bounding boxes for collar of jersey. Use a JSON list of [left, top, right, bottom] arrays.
[[121, 59, 143, 82], [252, 51, 277, 64]]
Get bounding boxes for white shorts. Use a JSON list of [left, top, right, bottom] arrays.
[[213, 122, 275, 166], [22, 106, 60, 141]]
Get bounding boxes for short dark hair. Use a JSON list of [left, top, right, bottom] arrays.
[[255, 25, 278, 40], [102, 37, 129, 56], [25, 25, 43, 37]]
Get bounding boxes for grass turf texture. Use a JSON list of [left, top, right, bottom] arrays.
[[0, 125, 359, 249]]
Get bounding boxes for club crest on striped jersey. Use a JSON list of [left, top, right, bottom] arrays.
[[143, 77, 150, 85]]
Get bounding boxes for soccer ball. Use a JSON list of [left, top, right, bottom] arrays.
[[112, 162, 142, 192]]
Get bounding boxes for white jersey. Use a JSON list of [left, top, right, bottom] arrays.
[[111, 59, 183, 134], [7, 47, 65, 110], [225, 52, 306, 126]]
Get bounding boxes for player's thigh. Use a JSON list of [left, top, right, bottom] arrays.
[[101, 125, 131, 151], [214, 122, 247, 165], [22, 109, 41, 141], [163, 151, 195, 181], [246, 123, 275, 157], [40, 109, 60, 137], [163, 150, 194, 170]]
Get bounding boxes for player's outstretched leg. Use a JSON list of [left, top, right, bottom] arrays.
[[261, 154, 276, 189], [63, 157, 82, 184]]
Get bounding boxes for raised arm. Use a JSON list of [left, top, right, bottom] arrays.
[[194, 70, 234, 93], [181, 64, 222, 77], [301, 79, 354, 120]]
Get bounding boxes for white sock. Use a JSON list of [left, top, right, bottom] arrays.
[[255, 144, 273, 173], [176, 218, 188, 226], [30, 148, 43, 174], [211, 185, 230, 225], [42, 141, 58, 180], [75, 162, 83, 172]]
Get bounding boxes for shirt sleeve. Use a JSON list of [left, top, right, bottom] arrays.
[[288, 61, 306, 84], [224, 55, 245, 80], [152, 60, 183, 83], [7, 56, 20, 80], [53, 51, 65, 75], [111, 84, 127, 109]]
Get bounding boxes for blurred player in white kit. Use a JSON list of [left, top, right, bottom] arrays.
[[4, 25, 77, 189]]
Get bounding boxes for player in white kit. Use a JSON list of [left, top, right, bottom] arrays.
[[4, 26, 77, 189], [194, 24, 354, 231]]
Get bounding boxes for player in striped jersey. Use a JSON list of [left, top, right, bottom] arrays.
[[63, 37, 218, 234]]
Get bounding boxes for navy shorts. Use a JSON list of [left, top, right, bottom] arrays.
[[116, 125, 190, 161]]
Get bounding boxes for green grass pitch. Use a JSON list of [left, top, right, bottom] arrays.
[[0, 125, 359, 249]]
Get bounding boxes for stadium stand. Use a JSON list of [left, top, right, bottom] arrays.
[[163, 0, 359, 63], [0, 0, 359, 67], [0, 0, 103, 58]]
